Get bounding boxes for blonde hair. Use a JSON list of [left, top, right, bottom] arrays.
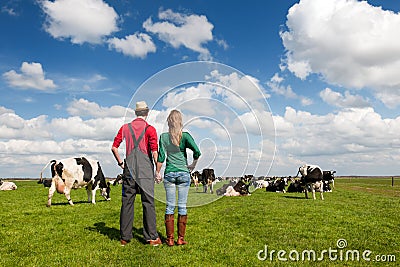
[[167, 110, 183, 146]]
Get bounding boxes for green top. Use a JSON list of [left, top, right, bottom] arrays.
[[158, 132, 201, 174]]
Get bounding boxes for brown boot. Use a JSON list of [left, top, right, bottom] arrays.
[[164, 214, 175, 246], [177, 214, 188, 245]]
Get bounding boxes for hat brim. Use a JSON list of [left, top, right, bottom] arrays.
[[135, 107, 149, 111]]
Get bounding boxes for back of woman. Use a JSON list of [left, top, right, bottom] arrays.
[[156, 110, 201, 246]]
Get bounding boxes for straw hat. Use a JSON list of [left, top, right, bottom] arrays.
[[135, 101, 149, 111]]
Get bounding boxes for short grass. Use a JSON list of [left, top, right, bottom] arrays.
[[0, 178, 399, 266]]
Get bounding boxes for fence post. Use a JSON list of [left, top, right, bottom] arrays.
[[392, 177, 394, 187]]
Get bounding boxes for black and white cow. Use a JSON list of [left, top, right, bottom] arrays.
[[108, 174, 123, 186], [265, 177, 288, 193], [190, 171, 201, 191], [287, 178, 304, 193], [323, 170, 336, 189], [0, 179, 17, 190], [219, 177, 251, 196], [216, 180, 237, 196], [201, 168, 216, 194], [38, 178, 52, 187], [41, 157, 111, 207], [297, 164, 324, 200], [233, 177, 251, 196]]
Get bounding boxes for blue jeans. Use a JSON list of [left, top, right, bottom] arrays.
[[163, 171, 190, 215]]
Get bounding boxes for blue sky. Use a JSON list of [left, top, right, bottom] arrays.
[[1, 0, 400, 178]]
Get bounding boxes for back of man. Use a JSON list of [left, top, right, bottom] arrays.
[[111, 101, 161, 246]]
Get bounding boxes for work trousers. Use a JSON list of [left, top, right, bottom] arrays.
[[120, 170, 158, 242]]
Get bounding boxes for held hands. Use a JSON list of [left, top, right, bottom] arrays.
[[155, 171, 163, 184]]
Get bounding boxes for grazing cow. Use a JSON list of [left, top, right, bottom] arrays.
[[297, 164, 324, 200], [0, 180, 17, 190], [201, 168, 216, 193], [41, 157, 111, 207], [190, 171, 201, 191]]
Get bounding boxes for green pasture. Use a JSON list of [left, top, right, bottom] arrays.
[[0, 177, 399, 266]]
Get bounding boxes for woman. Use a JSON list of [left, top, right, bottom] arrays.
[[156, 110, 201, 246]]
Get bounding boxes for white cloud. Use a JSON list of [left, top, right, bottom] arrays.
[[67, 98, 127, 118], [3, 62, 56, 90], [108, 33, 156, 58], [0, 113, 51, 139], [143, 9, 213, 60], [281, 0, 400, 107], [0, 106, 14, 115], [216, 38, 229, 50], [320, 88, 370, 108], [161, 84, 215, 115], [267, 106, 400, 175], [1, 5, 17, 16], [41, 0, 119, 44], [374, 89, 400, 109], [267, 73, 312, 106], [207, 70, 270, 110], [50, 116, 120, 140], [275, 106, 399, 156]]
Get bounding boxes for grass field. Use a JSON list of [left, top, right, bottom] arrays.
[[0, 177, 399, 266]]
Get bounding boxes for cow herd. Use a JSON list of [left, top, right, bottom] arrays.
[[30, 157, 335, 207], [195, 164, 336, 200]]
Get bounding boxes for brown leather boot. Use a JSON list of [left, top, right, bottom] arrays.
[[165, 214, 175, 246], [177, 214, 188, 245]]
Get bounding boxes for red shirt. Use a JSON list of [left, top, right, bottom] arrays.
[[112, 118, 158, 156]]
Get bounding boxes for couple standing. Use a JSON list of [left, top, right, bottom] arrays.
[[111, 101, 201, 246]]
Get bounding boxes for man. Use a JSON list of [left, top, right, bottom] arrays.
[[111, 101, 162, 246]]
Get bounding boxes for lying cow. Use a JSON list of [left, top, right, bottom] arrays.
[[254, 180, 269, 189], [217, 177, 251, 197], [297, 164, 324, 200], [41, 157, 111, 207], [233, 178, 251, 196], [0, 180, 17, 190], [287, 178, 303, 193], [265, 177, 287, 193]]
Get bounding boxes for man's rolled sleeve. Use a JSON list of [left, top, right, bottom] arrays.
[[147, 126, 158, 153], [112, 127, 123, 148]]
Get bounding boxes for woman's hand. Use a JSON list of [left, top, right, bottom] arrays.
[[187, 159, 198, 172], [155, 171, 163, 184]]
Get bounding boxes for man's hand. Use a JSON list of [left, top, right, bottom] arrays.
[[155, 171, 162, 184]]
